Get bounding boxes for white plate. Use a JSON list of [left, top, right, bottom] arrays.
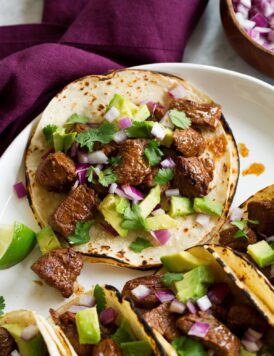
[[0, 63, 273, 314]]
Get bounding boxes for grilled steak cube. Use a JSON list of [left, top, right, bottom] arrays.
[[169, 99, 221, 129], [115, 139, 151, 186], [49, 184, 98, 238], [35, 152, 76, 192], [31, 248, 83, 298], [176, 311, 240, 356], [173, 128, 205, 157], [174, 156, 214, 197], [93, 339, 122, 356], [0, 327, 16, 356], [219, 226, 258, 252], [247, 200, 274, 236], [143, 303, 180, 342]]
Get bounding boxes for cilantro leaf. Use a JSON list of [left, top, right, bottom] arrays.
[[154, 168, 174, 185], [109, 156, 122, 166], [231, 219, 259, 239], [0, 296, 5, 316], [161, 272, 184, 287], [94, 284, 106, 313], [68, 220, 95, 245], [231, 220, 247, 231], [43, 124, 58, 144], [76, 122, 116, 152], [112, 319, 136, 345], [129, 237, 152, 253], [125, 121, 154, 138], [86, 166, 95, 183], [169, 109, 191, 129], [121, 205, 148, 231], [271, 241, 274, 250], [66, 113, 89, 125], [144, 140, 163, 166], [172, 336, 206, 356], [87, 167, 117, 187]]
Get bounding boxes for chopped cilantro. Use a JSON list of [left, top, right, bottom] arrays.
[[169, 109, 191, 129], [154, 168, 174, 185], [271, 241, 274, 250], [86, 166, 95, 183], [0, 296, 5, 316], [87, 167, 117, 187], [76, 122, 116, 152], [68, 220, 95, 245], [129, 237, 152, 253], [144, 140, 163, 166], [171, 336, 206, 356], [43, 124, 58, 144], [231, 219, 259, 239], [161, 272, 184, 287], [115, 197, 130, 215], [125, 121, 154, 138], [112, 319, 136, 345], [94, 284, 106, 313], [109, 156, 122, 166], [121, 205, 148, 231], [66, 113, 89, 125]]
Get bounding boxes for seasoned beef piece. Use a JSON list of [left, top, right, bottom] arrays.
[[50, 309, 93, 356], [94, 142, 119, 157], [248, 200, 274, 236], [115, 139, 151, 186], [173, 128, 205, 157], [177, 311, 240, 356], [174, 156, 214, 197], [149, 104, 165, 122], [49, 184, 98, 238], [31, 248, 83, 298], [122, 275, 166, 309], [35, 152, 76, 193], [0, 327, 16, 356], [144, 303, 180, 342], [210, 304, 228, 323], [219, 226, 258, 252], [169, 99, 221, 129], [93, 338, 122, 356], [227, 304, 267, 334]]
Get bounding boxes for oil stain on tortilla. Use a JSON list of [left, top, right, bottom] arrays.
[[238, 143, 249, 157], [242, 163, 265, 176]]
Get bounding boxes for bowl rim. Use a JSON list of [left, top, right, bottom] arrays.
[[224, 0, 274, 57]]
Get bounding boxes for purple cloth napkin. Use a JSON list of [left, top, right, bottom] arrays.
[[0, 0, 208, 155]]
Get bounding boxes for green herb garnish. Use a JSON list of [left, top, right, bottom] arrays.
[[144, 140, 163, 166], [109, 156, 122, 166], [66, 113, 89, 125], [121, 205, 148, 231], [129, 237, 152, 253], [125, 121, 154, 138], [87, 167, 117, 187], [231, 219, 259, 238], [0, 296, 5, 316], [112, 319, 136, 345], [43, 124, 58, 144], [169, 109, 191, 129], [154, 168, 174, 185], [94, 284, 106, 313], [161, 272, 184, 287], [68, 220, 95, 245], [171, 336, 206, 356]]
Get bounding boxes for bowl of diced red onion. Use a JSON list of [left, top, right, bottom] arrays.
[[220, 0, 274, 77]]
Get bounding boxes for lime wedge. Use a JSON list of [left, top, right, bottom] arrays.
[[0, 222, 36, 269]]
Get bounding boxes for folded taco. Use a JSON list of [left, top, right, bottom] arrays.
[[121, 245, 274, 355], [26, 69, 239, 269]]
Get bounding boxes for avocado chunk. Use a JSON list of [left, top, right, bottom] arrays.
[[36, 226, 61, 255], [3, 323, 48, 356], [175, 265, 215, 302], [120, 340, 152, 356], [53, 127, 76, 152], [139, 185, 161, 218], [146, 214, 179, 231], [75, 307, 101, 344], [115, 196, 130, 215], [161, 251, 206, 272], [247, 240, 274, 268], [169, 197, 194, 218], [193, 197, 223, 217], [161, 128, 174, 148], [240, 346, 257, 356], [99, 194, 128, 237], [106, 94, 139, 119], [134, 105, 150, 121]]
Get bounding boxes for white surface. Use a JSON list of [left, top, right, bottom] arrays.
[[0, 63, 274, 313]]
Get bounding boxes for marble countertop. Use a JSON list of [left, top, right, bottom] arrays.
[[0, 0, 273, 85]]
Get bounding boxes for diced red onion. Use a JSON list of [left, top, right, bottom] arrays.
[[68, 305, 89, 313], [113, 130, 127, 143], [87, 150, 108, 164], [97, 353, 104, 356], [100, 222, 119, 236], [10, 351, 20, 356], [119, 117, 132, 129], [76, 164, 89, 185], [251, 12, 268, 26], [241, 339, 261, 352], [152, 208, 165, 216], [169, 299, 186, 314], [188, 322, 209, 338], [104, 106, 120, 122], [99, 307, 118, 325], [186, 300, 197, 314], [243, 328, 263, 342], [168, 85, 188, 99], [146, 101, 165, 115], [79, 294, 96, 307], [21, 325, 39, 341], [269, 29, 274, 40], [151, 230, 171, 245], [13, 182, 27, 198], [160, 112, 174, 129], [255, 25, 272, 32], [70, 141, 80, 158], [266, 235, 274, 242], [238, 4, 250, 18], [196, 214, 211, 227], [122, 185, 144, 201], [196, 295, 212, 311], [77, 150, 89, 164], [161, 158, 176, 168], [229, 207, 244, 221], [109, 183, 118, 194], [207, 283, 230, 304], [240, 0, 251, 8], [115, 187, 132, 199], [131, 285, 151, 300], [151, 123, 166, 140], [165, 189, 180, 197], [155, 290, 175, 303]]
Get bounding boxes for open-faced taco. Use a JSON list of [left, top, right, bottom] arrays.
[[25, 69, 239, 269], [218, 184, 274, 285], [121, 245, 274, 355]]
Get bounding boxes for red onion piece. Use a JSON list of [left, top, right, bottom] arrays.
[[169, 299, 186, 314], [229, 207, 244, 221], [207, 283, 230, 305], [68, 305, 89, 313], [13, 182, 27, 198], [186, 300, 197, 314], [266, 235, 274, 242], [243, 328, 263, 342], [109, 183, 118, 194], [70, 141, 80, 158], [122, 185, 144, 201], [21, 325, 39, 341], [131, 285, 151, 300], [168, 85, 188, 99], [165, 189, 180, 197], [241, 339, 261, 352], [155, 290, 175, 303], [196, 214, 210, 227], [251, 12, 268, 26], [160, 111, 174, 129], [119, 117, 132, 129], [196, 295, 212, 311], [99, 307, 118, 325], [160, 158, 176, 168], [151, 230, 170, 245], [113, 130, 127, 143], [87, 150, 108, 164], [104, 107, 120, 122], [77, 150, 90, 164], [79, 294, 96, 307], [76, 164, 89, 185], [11, 351, 20, 356], [100, 222, 119, 236], [115, 187, 131, 199], [188, 322, 209, 338], [151, 123, 166, 140], [151, 208, 165, 216]]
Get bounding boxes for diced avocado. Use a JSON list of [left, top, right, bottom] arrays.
[[247, 241, 274, 268], [193, 197, 223, 217], [75, 307, 101, 344], [125, 121, 154, 138], [175, 265, 215, 302], [139, 185, 161, 218], [99, 194, 128, 237], [3, 323, 48, 356], [161, 251, 206, 272], [146, 214, 179, 231], [112, 319, 136, 345], [134, 105, 150, 121], [169, 197, 194, 218], [52, 127, 77, 152], [172, 336, 206, 356], [120, 340, 151, 356], [240, 346, 257, 356], [107, 94, 139, 119], [36, 226, 61, 255], [115, 196, 130, 215], [161, 128, 174, 148]]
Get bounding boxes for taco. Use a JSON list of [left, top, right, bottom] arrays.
[[218, 184, 274, 285], [0, 309, 72, 355], [25, 69, 239, 269], [49, 284, 165, 355], [121, 245, 274, 355]]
